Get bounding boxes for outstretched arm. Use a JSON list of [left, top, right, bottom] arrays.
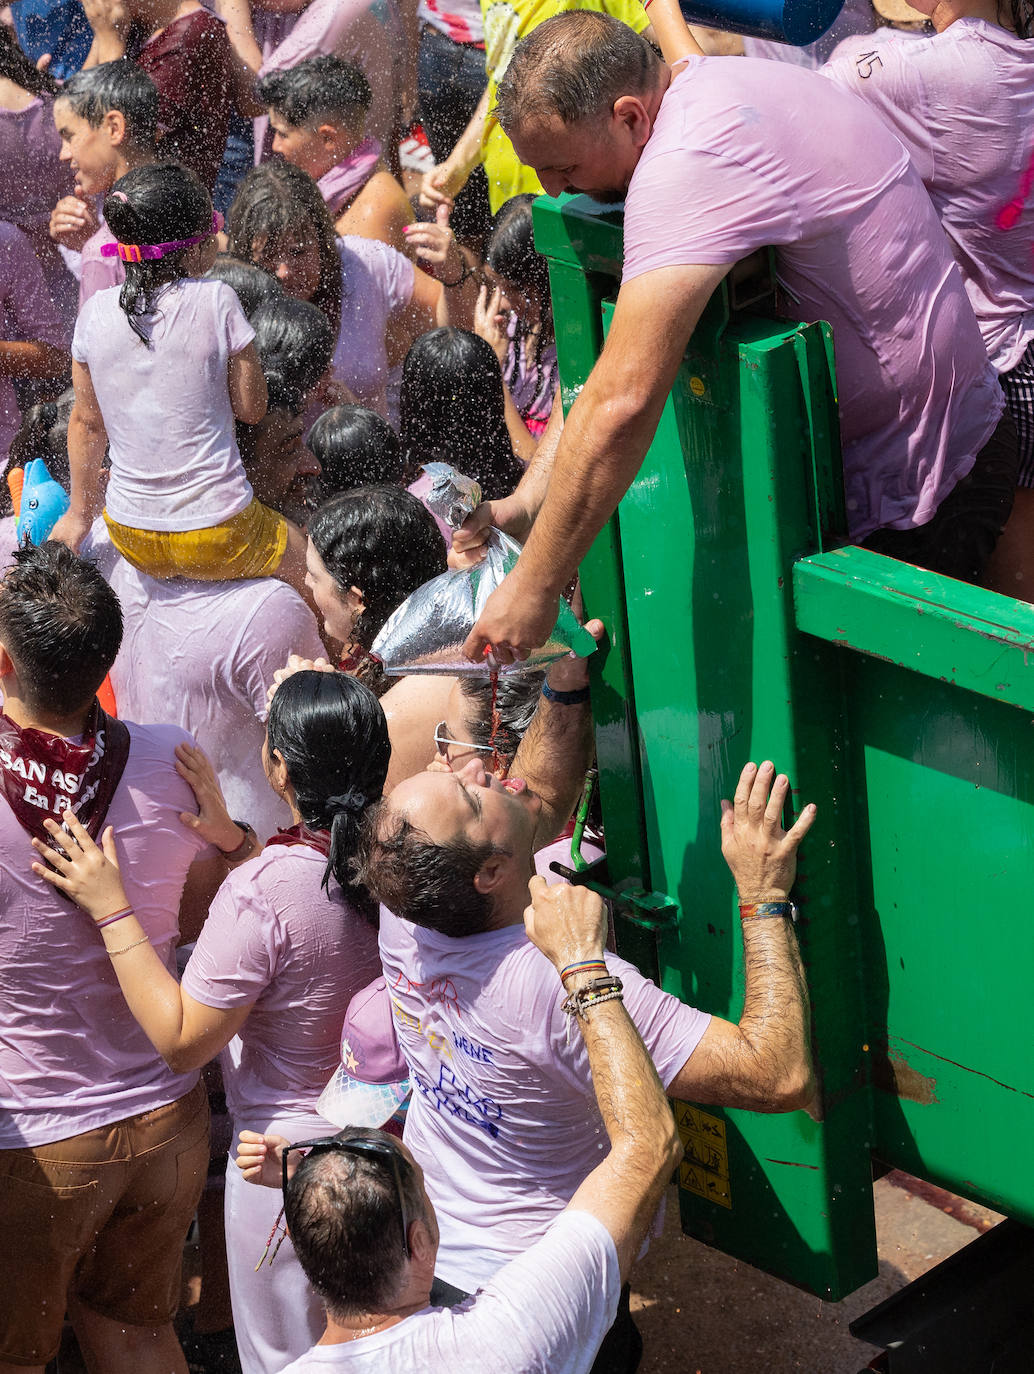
[[643, 0, 705, 63], [463, 262, 730, 661], [667, 761, 817, 1112], [525, 878, 683, 1279]]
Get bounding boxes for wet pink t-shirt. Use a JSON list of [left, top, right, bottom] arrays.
[[823, 19, 1034, 374], [181, 845, 382, 1126], [0, 720, 211, 1147], [622, 58, 1004, 542], [379, 907, 709, 1290], [78, 217, 124, 309], [0, 222, 66, 463], [333, 236, 414, 417]]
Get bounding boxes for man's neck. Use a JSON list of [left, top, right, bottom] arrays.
[[929, 0, 1010, 30], [1, 688, 92, 739], [319, 1291, 432, 1345]]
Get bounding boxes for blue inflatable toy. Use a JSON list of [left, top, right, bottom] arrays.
[[16, 458, 70, 545]]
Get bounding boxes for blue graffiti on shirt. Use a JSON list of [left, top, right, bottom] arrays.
[[413, 1062, 503, 1140]]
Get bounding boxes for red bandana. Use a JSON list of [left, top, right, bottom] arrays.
[[0, 702, 131, 845], [264, 824, 332, 857]]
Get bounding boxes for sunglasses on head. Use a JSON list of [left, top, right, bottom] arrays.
[[257, 1132, 413, 1270]]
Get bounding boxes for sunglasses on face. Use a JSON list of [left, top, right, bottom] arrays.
[[433, 721, 495, 759], [256, 1133, 413, 1269]]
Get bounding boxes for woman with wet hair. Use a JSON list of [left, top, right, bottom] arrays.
[[204, 252, 284, 318], [34, 668, 390, 1373], [477, 193, 558, 456], [226, 159, 476, 423], [307, 404, 405, 501], [306, 485, 448, 693], [400, 326, 525, 503]]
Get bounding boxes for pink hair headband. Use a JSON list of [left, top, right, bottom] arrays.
[[100, 210, 224, 263]]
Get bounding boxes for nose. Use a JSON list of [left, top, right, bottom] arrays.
[[59, 145, 72, 162], [457, 756, 488, 786], [274, 260, 291, 283]]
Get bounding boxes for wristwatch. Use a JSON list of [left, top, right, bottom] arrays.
[[221, 820, 257, 863]]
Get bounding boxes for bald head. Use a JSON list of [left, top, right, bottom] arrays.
[[495, 12, 662, 138]]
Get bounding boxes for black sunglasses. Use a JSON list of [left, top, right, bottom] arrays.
[[257, 1133, 413, 1269]]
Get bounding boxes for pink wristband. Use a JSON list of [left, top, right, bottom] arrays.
[[96, 906, 133, 929]]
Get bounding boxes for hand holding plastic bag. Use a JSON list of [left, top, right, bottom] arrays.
[[372, 464, 596, 676]]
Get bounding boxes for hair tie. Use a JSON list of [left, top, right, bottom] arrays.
[[100, 211, 224, 262], [326, 788, 367, 817], [110, 190, 129, 203]]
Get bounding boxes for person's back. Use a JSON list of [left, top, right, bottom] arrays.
[[823, 19, 1034, 376], [623, 54, 1003, 542], [99, 544, 325, 839], [378, 907, 708, 1290]]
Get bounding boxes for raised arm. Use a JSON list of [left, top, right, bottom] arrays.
[[641, 0, 705, 64], [666, 761, 817, 1112], [463, 262, 730, 660], [510, 619, 602, 848], [524, 877, 683, 1279]]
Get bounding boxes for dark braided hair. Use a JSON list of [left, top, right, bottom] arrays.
[[103, 163, 211, 344], [265, 670, 390, 917]]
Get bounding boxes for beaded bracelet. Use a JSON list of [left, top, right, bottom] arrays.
[[96, 905, 133, 930], [560, 959, 608, 985], [562, 976, 624, 1019]]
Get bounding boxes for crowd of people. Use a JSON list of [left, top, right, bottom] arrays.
[[0, 0, 1030, 1369]]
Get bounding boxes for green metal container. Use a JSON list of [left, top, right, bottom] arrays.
[[536, 192, 1034, 1302]]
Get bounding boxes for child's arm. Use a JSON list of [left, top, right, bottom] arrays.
[[644, 0, 705, 64], [51, 360, 108, 552], [228, 342, 268, 425]]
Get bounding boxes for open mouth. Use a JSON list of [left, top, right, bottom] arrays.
[[501, 778, 526, 795]]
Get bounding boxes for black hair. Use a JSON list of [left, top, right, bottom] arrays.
[[3, 391, 74, 518], [204, 254, 284, 319], [284, 1129, 425, 1318], [226, 161, 343, 335], [265, 670, 389, 912], [56, 60, 158, 145], [358, 804, 501, 937], [0, 541, 122, 716], [252, 297, 335, 412], [494, 12, 660, 134], [258, 56, 372, 135], [0, 24, 58, 96], [485, 195, 553, 329], [399, 328, 524, 500], [458, 672, 543, 760], [308, 487, 448, 668], [104, 163, 211, 344], [307, 406, 404, 501]]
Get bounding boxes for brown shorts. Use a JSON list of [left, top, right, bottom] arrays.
[[0, 1079, 209, 1366]]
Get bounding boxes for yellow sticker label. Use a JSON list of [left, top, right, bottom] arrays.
[[674, 1102, 732, 1209], [688, 376, 707, 397]]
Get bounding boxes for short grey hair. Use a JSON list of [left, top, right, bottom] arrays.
[[494, 12, 660, 134]]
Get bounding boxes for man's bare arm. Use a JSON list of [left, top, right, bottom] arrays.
[[464, 262, 730, 660], [667, 762, 818, 1112], [524, 878, 683, 1280], [510, 621, 603, 848]]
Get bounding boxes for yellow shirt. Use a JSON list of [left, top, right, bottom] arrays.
[[480, 0, 651, 213]]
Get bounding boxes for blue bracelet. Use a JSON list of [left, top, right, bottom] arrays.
[[542, 683, 590, 705]]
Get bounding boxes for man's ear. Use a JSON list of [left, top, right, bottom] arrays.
[[408, 1215, 437, 1265], [473, 852, 510, 894], [0, 642, 15, 680], [612, 94, 652, 149]]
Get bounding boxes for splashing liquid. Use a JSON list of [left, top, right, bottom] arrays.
[[489, 666, 503, 776]]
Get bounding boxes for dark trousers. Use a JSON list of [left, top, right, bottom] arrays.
[[429, 1276, 642, 1374], [417, 25, 493, 245], [863, 409, 1020, 585]]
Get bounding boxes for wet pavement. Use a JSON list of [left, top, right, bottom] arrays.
[[630, 1173, 1002, 1373]]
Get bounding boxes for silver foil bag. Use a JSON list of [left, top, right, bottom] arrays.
[[372, 464, 596, 676]]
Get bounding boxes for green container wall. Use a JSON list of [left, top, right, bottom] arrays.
[[536, 192, 1034, 1302]]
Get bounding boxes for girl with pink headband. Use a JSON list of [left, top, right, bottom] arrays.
[[53, 161, 310, 595]]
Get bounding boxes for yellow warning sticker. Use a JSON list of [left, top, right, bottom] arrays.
[[674, 1103, 732, 1209]]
